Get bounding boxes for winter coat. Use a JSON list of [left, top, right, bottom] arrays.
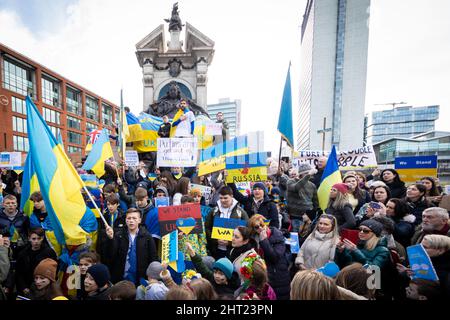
[[411, 223, 450, 245], [296, 230, 340, 269], [311, 169, 324, 189], [277, 174, 289, 200], [406, 198, 434, 225], [325, 204, 356, 231], [15, 243, 57, 294], [205, 199, 249, 257], [385, 180, 406, 199], [286, 174, 319, 218], [430, 250, 450, 298], [227, 244, 257, 278], [105, 227, 157, 285], [229, 183, 279, 228], [237, 283, 277, 300], [351, 190, 371, 215], [0, 208, 29, 255], [335, 237, 391, 270], [84, 284, 112, 300], [255, 227, 291, 300], [0, 246, 9, 301], [158, 122, 171, 138], [392, 214, 416, 248]]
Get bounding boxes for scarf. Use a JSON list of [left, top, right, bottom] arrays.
[[124, 233, 138, 284], [229, 242, 253, 263], [252, 197, 264, 215]]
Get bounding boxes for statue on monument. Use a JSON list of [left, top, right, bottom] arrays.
[[164, 2, 184, 32], [147, 81, 209, 119]]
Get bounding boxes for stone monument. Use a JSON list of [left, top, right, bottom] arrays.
[[135, 3, 215, 114]]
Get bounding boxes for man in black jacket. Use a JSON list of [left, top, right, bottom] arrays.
[[157, 115, 171, 138], [105, 208, 157, 285]]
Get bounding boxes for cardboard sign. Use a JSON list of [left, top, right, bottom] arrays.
[[236, 182, 251, 196], [406, 244, 439, 281], [293, 145, 378, 171], [157, 138, 198, 167], [0, 152, 22, 168], [158, 203, 203, 237], [211, 217, 247, 241], [155, 197, 170, 208], [176, 217, 196, 235], [225, 152, 268, 183], [205, 122, 223, 136], [161, 230, 178, 264], [190, 183, 212, 205], [395, 155, 438, 183], [226, 167, 267, 183], [124, 150, 139, 167]]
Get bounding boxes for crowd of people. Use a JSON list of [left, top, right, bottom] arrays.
[[1, 129, 450, 301]]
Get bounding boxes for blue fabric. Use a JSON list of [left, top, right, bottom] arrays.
[[29, 213, 53, 230], [124, 234, 138, 284], [145, 207, 161, 239], [277, 64, 294, 148]]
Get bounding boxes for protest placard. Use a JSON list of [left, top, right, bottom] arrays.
[[225, 152, 268, 183], [395, 155, 438, 183], [293, 145, 378, 171], [211, 217, 247, 241], [157, 138, 198, 167], [161, 230, 178, 264], [124, 150, 139, 167], [406, 244, 439, 281], [190, 183, 212, 205], [0, 152, 22, 168], [155, 197, 170, 208], [158, 203, 203, 237], [205, 122, 223, 136]]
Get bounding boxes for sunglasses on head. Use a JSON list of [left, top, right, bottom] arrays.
[[359, 227, 372, 234]]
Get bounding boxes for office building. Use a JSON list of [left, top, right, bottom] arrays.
[[207, 98, 241, 139], [366, 105, 439, 144], [297, 0, 371, 151], [0, 43, 119, 163]]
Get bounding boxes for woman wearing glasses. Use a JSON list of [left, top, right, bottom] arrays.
[[295, 214, 340, 270], [335, 219, 391, 299], [247, 214, 291, 300]]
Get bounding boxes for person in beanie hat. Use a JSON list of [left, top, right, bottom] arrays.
[[84, 264, 112, 300], [185, 242, 240, 297], [226, 176, 279, 228], [29, 258, 64, 300], [325, 183, 355, 231], [136, 261, 169, 300]]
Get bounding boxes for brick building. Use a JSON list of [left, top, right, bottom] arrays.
[[0, 42, 119, 164]]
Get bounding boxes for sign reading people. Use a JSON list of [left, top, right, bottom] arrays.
[[293, 145, 378, 171], [225, 152, 268, 183], [158, 203, 203, 237], [395, 155, 438, 183], [157, 138, 198, 167]]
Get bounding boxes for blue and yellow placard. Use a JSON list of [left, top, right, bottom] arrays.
[[225, 152, 268, 183], [161, 229, 178, 264], [211, 217, 247, 241], [395, 155, 438, 183]]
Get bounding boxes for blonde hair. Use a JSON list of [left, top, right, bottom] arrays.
[[423, 234, 450, 251], [365, 235, 380, 251], [311, 214, 340, 241], [290, 270, 341, 300], [329, 191, 349, 210], [247, 214, 266, 237]]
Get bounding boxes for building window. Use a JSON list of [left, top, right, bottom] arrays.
[[2, 58, 34, 96], [48, 125, 60, 139], [86, 121, 97, 132], [13, 135, 29, 152], [67, 131, 82, 145], [42, 107, 61, 125], [12, 116, 27, 134], [86, 96, 99, 121], [67, 115, 81, 130], [66, 86, 81, 115], [102, 103, 112, 126], [68, 146, 82, 154], [11, 96, 27, 115], [115, 110, 120, 126], [42, 76, 61, 108]]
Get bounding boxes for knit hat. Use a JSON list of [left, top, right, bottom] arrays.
[[213, 258, 234, 280], [297, 163, 312, 175], [360, 219, 383, 237], [34, 258, 57, 282], [87, 264, 111, 288], [145, 282, 169, 300], [252, 182, 266, 191], [201, 256, 216, 271], [146, 261, 163, 280], [332, 183, 349, 194]]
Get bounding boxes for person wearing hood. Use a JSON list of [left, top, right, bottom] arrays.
[[227, 179, 279, 229], [205, 186, 249, 259]]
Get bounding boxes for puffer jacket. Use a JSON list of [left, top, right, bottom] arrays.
[[335, 236, 391, 269], [296, 230, 340, 269], [286, 174, 319, 218]]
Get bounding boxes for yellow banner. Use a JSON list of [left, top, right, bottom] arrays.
[[133, 130, 159, 152], [397, 168, 437, 183], [198, 147, 249, 176], [225, 166, 267, 183]]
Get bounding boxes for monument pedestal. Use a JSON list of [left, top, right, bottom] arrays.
[[167, 30, 183, 51]]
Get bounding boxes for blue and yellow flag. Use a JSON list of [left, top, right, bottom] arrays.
[[225, 152, 268, 183], [193, 115, 214, 150], [20, 152, 40, 216], [26, 96, 98, 246], [277, 63, 294, 148], [126, 112, 144, 142], [317, 145, 342, 210], [211, 217, 247, 241], [133, 113, 164, 153], [82, 129, 114, 178]]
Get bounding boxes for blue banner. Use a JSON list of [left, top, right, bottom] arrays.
[[395, 155, 438, 169]]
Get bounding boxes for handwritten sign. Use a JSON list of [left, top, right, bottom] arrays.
[[124, 150, 139, 167], [190, 183, 212, 205], [205, 122, 223, 136], [158, 203, 203, 237], [293, 145, 378, 171], [161, 230, 178, 264], [157, 138, 198, 167], [211, 217, 247, 241]]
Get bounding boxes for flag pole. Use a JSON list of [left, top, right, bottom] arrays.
[[82, 184, 108, 228], [278, 136, 283, 171]]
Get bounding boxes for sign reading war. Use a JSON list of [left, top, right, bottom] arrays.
[[158, 203, 203, 237]]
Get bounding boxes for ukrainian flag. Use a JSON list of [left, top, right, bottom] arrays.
[[133, 113, 164, 152], [225, 152, 268, 184], [169, 108, 184, 138], [317, 145, 342, 211], [20, 152, 40, 216], [25, 96, 98, 246], [126, 112, 144, 142], [193, 115, 214, 150], [82, 129, 114, 178], [277, 63, 294, 148]]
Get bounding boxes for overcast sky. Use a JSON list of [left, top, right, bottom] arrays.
[[1, 0, 449, 155]]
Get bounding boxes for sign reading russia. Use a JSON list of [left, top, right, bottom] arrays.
[[225, 152, 268, 183], [395, 155, 438, 183], [158, 203, 203, 237]]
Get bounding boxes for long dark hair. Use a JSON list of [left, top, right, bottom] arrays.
[[407, 183, 427, 203], [387, 198, 410, 219], [371, 185, 391, 205], [421, 177, 440, 197], [159, 171, 177, 196], [380, 169, 404, 186], [175, 177, 191, 196]]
